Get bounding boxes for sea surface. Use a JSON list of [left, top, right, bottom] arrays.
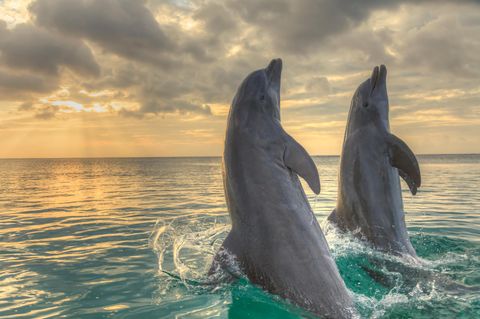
[[0, 155, 479, 318]]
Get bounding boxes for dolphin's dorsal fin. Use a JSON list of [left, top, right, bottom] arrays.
[[284, 135, 321, 194], [387, 134, 421, 195]]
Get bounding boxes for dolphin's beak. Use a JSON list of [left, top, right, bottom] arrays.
[[378, 64, 387, 90], [370, 64, 387, 95], [372, 64, 389, 130], [266, 58, 282, 96]]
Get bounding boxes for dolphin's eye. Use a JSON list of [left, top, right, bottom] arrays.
[[259, 94, 265, 101], [363, 102, 369, 108]]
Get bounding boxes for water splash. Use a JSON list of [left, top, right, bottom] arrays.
[[321, 218, 480, 317], [150, 217, 230, 282]]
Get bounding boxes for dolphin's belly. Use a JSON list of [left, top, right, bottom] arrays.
[[224, 162, 353, 316], [336, 136, 415, 255]]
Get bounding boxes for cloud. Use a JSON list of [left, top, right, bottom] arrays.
[[399, 13, 480, 78], [0, 20, 100, 77], [15, 100, 62, 120], [224, 0, 479, 55], [0, 0, 478, 140], [0, 68, 57, 98], [305, 77, 331, 96], [18, 101, 33, 111], [120, 100, 212, 118], [29, 0, 182, 68], [223, 0, 383, 53], [193, 2, 238, 42], [34, 104, 58, 120]]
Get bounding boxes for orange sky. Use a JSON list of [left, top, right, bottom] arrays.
[[0, 0, 479, 158]]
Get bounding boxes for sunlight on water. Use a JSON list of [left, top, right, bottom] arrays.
[[0, 155, 479, 318]]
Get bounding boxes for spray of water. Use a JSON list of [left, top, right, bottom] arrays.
[[149, 214, 479, 317]]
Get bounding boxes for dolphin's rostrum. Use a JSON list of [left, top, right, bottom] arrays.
[[329, 65, 421, 258], [210, 59, 355, 318]]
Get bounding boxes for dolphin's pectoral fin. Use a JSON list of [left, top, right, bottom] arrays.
[[398, 168, 418, 195], [284, 135, 321, 194], [387, 134, 421, 195]]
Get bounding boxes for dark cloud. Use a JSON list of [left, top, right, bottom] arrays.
[[29, 0, 182, 68], [18, 101, 34, 111], [0, 69, 57, 99], [83, 64, 139, 90], [117, 108, 144, 119], [224, 0, 479, 54], [78, 61, 214, 117], [194, 2, 238, 37], [0, 21, 99, 77], [224, 0, 382, 53], [400, 19, 480, 78], [34, 105, 58, 120]]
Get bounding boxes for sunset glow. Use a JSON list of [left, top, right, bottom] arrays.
[[0, 0, 479, 158]]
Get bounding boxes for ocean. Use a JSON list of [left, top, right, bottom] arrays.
[[0, 155, 479, 318]]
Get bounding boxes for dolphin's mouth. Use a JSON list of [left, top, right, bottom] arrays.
[[370, 66, 379, 94], [370, 64, 386, 95]]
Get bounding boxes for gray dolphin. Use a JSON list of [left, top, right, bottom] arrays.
[[329, 65, 421, 258], [210, 59, 355, 318]]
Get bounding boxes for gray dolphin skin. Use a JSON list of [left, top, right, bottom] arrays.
[[211, 59, 355, 318], [329, 65, 421, 258]]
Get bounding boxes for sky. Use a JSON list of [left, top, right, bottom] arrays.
[[0, 0, 479, 158]]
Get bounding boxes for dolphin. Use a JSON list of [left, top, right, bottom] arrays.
[[210, 59, 355, 318], [328, 65, 421, 258]]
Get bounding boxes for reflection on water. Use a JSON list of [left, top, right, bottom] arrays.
[[0, 155, 479, 318]]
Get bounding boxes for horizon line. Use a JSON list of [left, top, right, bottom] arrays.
[[0, 152, 479, 160]]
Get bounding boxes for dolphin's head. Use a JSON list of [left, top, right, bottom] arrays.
[[230, 59, 282, 124], [345, 65, 389, 137]]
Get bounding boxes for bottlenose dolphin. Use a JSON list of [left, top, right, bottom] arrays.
[[329, 65, 421, 258], [211, 59, 355, 318]]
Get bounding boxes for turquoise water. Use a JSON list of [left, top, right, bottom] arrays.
[[0, 155, 479, 318]]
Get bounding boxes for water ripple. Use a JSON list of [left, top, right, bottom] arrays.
[[0, 156, 478, 318]]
